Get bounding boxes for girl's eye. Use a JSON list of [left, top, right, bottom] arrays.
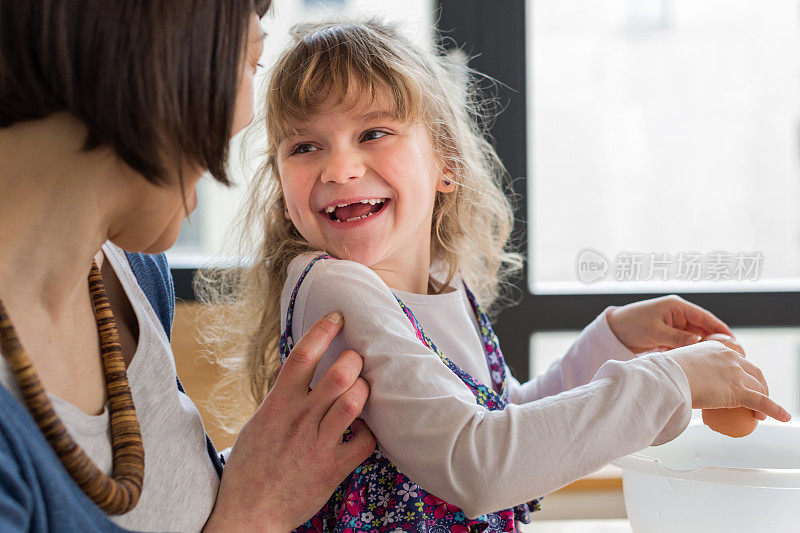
[[290, 143, 318, 155], [362, 130, 390, 142]]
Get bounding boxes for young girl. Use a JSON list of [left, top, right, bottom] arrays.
[[208, 19, 790, 532]]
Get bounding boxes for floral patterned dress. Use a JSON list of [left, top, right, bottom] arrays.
[[278, 255, 543, 532]]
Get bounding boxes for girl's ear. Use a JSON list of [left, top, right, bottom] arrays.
[[278, 179, 291, 220], [435, 154, 456, 193], [436, 166, 456, 193]]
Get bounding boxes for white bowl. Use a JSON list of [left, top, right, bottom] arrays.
[[612, 420, 800, 532]]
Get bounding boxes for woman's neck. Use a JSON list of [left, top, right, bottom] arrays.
[[0, 113, 124, 317]]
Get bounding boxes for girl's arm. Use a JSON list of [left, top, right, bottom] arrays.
[[506, 308, 635, 404], [507, 295, 735, 404], [288, 257, 691, 519]]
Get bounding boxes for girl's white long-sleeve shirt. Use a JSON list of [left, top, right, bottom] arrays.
[[281, 253, 692, 518]]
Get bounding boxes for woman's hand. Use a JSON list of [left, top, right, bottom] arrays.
[[664, 340, 791, 422], [606, 295, 733, 353], [204, 312, 376, 532]]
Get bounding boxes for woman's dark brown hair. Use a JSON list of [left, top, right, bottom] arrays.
[[0, 0, 271, 185]]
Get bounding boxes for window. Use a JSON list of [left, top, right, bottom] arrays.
[[436, 0, 800, 412], [529, 0, 800, 293]]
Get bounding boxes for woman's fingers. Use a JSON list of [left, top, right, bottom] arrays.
[[308, 350, 364, 420], [334, 419, 377, 478], [740, 388, 791, 422], [318, 376, 370, 443], [272, 312, 344, 400]]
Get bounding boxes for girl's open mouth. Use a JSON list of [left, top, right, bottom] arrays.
[[321, 198, 389, 223]]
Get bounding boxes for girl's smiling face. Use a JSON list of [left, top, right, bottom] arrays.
[[277, 92, 453, 293]]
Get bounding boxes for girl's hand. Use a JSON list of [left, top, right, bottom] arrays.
[[665, 340, 792, 422], [204, 312, 376, 533], [702, 333, 767, 421], [607, 295, 733, 353]]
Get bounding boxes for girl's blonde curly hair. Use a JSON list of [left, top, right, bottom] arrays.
[[196, 19, 523, 431]]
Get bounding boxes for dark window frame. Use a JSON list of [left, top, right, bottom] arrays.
[[173, 0, 800, 381]]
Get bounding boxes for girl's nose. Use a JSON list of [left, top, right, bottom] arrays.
[[320, 148, 367, 184]]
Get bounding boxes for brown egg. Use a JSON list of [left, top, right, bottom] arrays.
[[700, 334, 758, 438]]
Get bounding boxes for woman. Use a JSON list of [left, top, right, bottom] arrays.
[[0, 1, 374, 531]]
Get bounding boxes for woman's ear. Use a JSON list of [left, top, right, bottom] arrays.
[[284, 203, 291, 220]]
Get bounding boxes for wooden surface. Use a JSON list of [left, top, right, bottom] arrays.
[[561, 465, 623, 492], [172, 302, 243, 450], [172, 302, 625, 493]]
